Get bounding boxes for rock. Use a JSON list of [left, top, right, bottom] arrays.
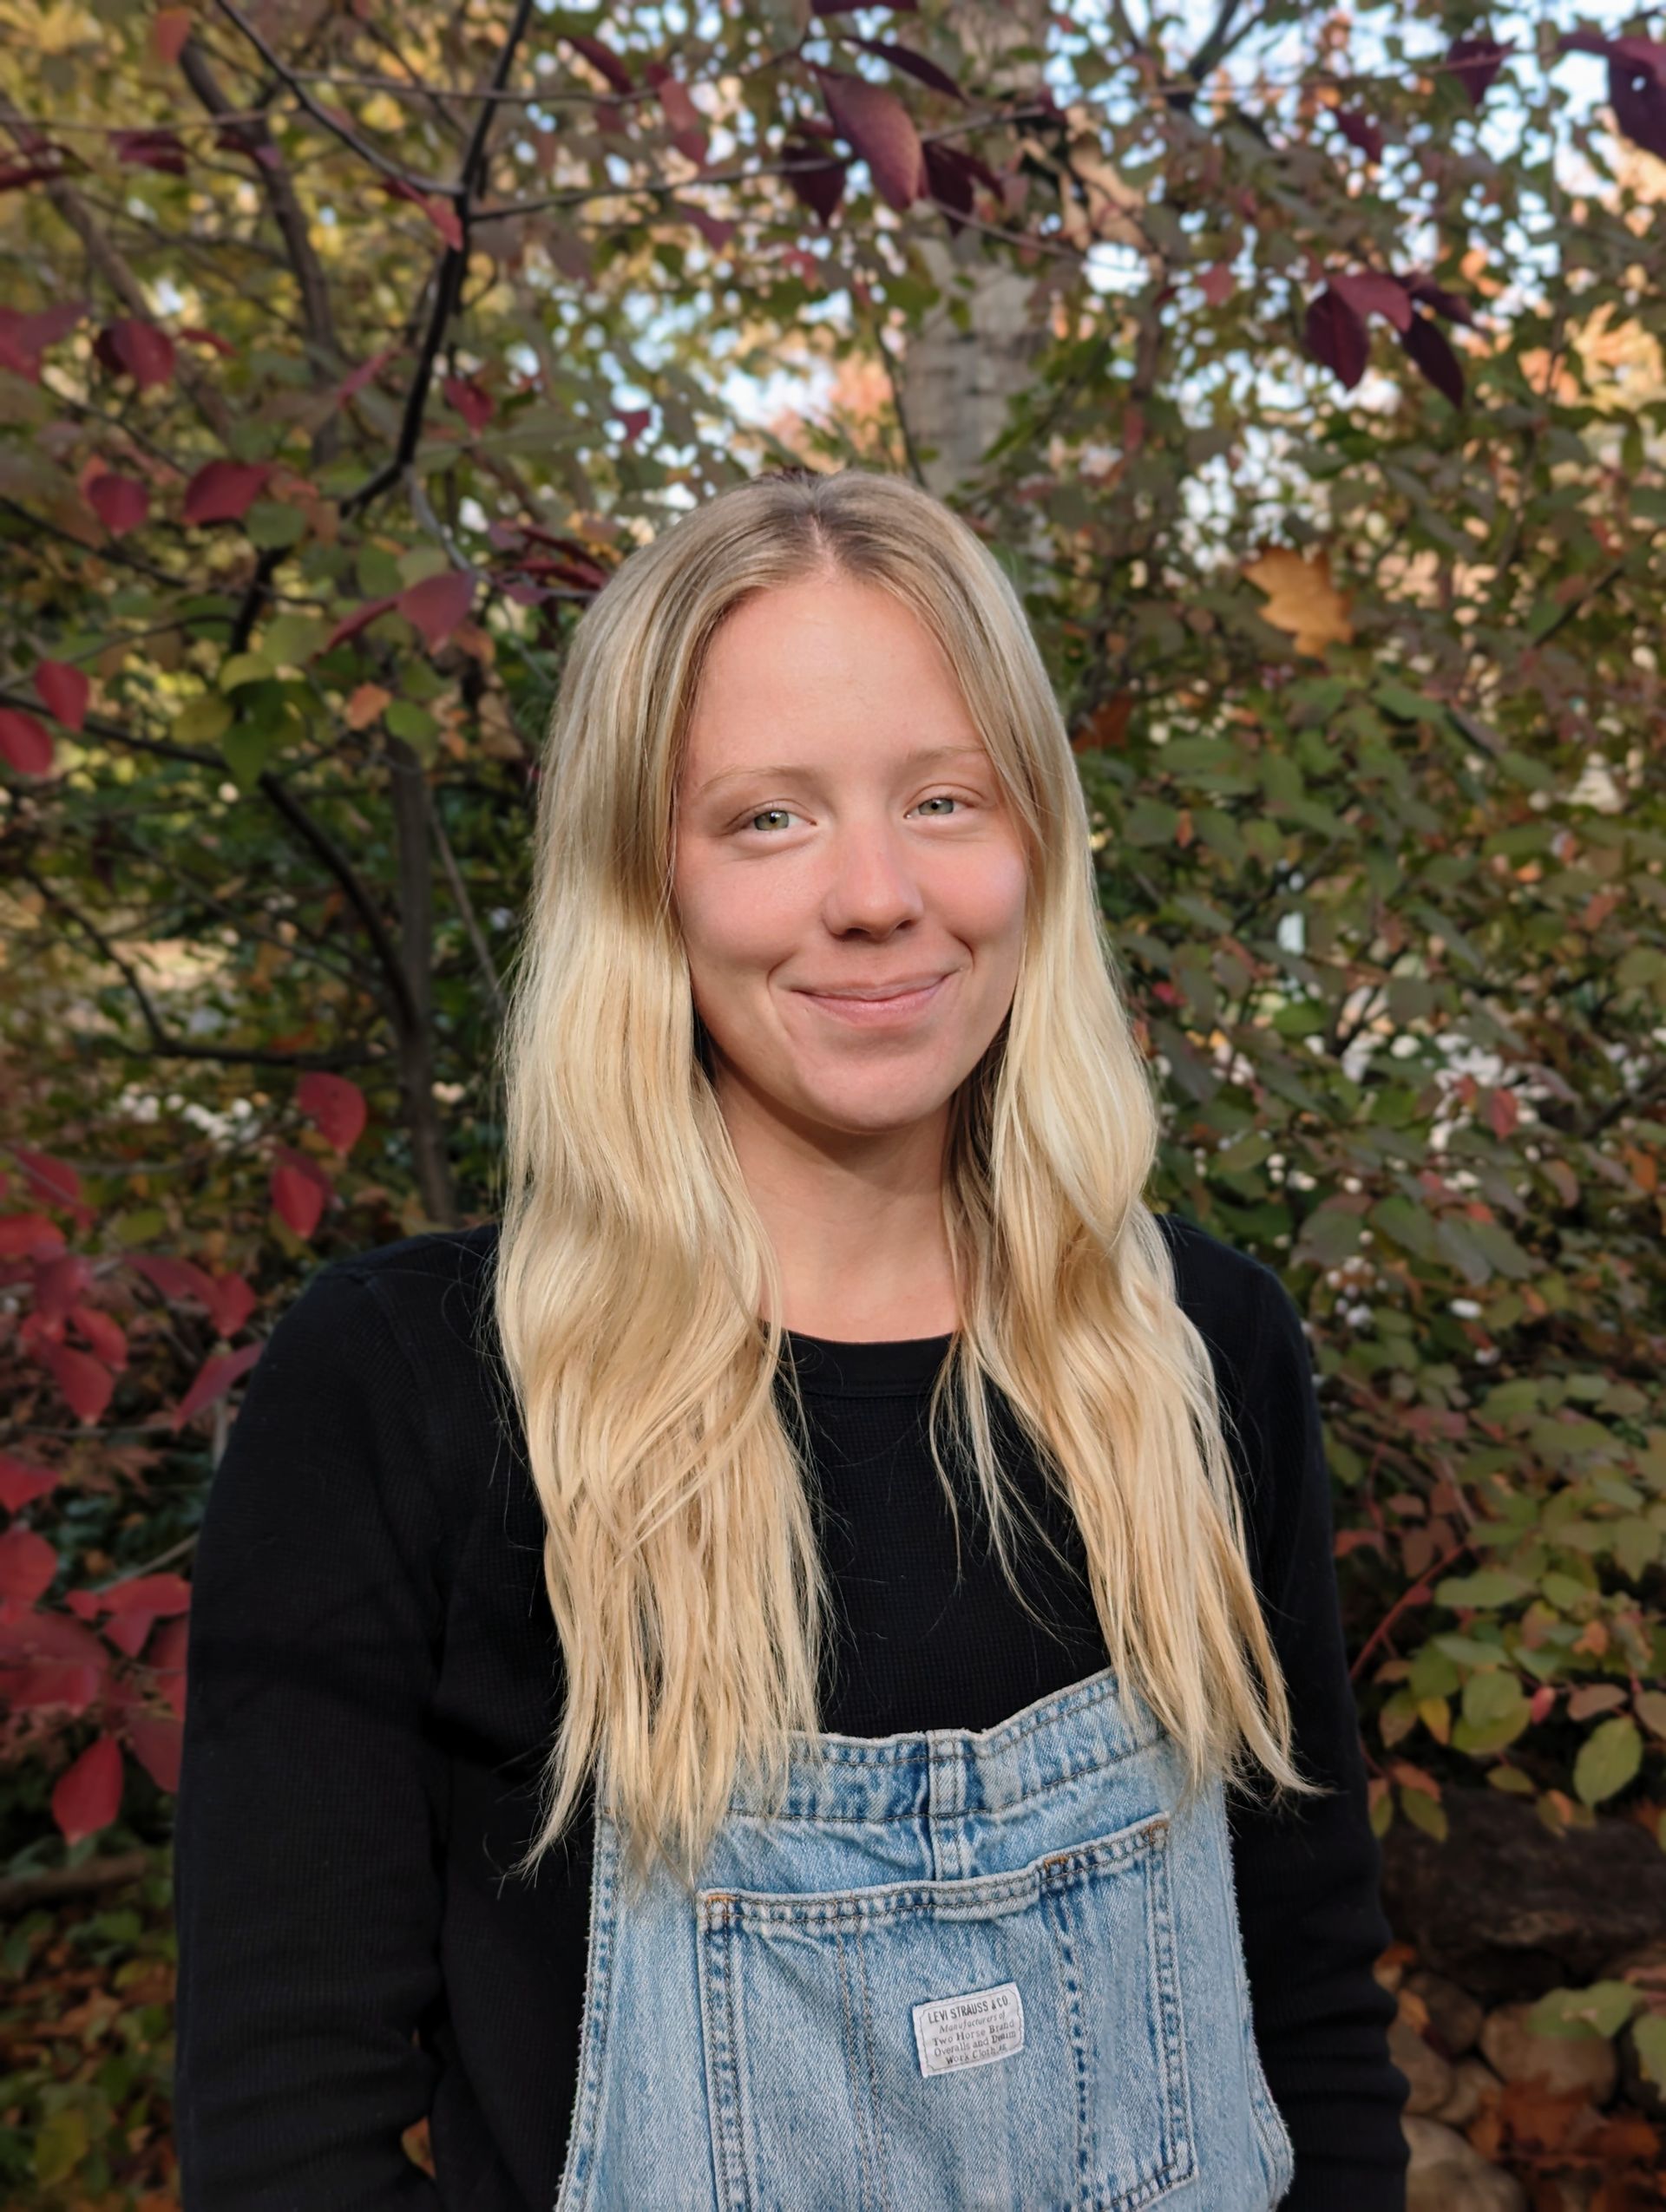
[[1478, 1999, 1617, 2104], [1390, 2011, 1456, 2115], [1403, 2115, 1526, 2211], [1431, 2052, 1505, 2128], [1379, 1790, 1666, 2003], [1406, 1967, 1485, 2058]]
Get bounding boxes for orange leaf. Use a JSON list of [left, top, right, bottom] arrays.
[[1243, 546, 1354, 656]]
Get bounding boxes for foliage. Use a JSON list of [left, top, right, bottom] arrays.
[[2, 0, 1665, 2189]]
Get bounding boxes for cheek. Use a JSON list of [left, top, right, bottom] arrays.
[[954, 847, 1028, 945], [677, 860, 796, 975]]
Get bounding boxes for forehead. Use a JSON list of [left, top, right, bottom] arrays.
[[683, 579, 979, 765]]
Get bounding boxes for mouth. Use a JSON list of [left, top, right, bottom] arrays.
[[794, 974, 952, 1026]]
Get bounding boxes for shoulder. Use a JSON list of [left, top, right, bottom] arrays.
[[266, 1221, 507, 1430], [1152, 1207, 1299, 1366]]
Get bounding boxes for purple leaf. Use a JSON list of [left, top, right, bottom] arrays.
[[1330, 271, 1413, 333], [782, 138, 849, 226], [819, 70, 928, 212], [1446, 35, 1508, 106], [1405, 276, 1475, 327], [850, 38, 964, 102], [1402, 311, 1465, 407], [1607, 39, 1666, 160], [1305, 287, 1369, 389], [1335, 108, 1385, 160]]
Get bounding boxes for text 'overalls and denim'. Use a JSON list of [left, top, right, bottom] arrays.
[[554, 1661, 1295, 2210]]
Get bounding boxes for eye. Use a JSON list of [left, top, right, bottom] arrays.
[[736, 794, 972, 836]]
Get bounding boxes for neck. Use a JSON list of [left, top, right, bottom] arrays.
[[718, 1074, 958, 1339]]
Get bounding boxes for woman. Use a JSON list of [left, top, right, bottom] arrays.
[[174, 468, 1410, 2209]]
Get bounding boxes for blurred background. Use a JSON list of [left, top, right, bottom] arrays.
[[1, 0, 1663, 2202]]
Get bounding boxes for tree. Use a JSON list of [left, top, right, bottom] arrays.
[[3, 0, 1666, 2194]]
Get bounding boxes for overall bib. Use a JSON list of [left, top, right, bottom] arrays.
[[554, 1663, 1295, 2210]]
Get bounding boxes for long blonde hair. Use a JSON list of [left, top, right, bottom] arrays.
[[489, 466, 1326, 1899]]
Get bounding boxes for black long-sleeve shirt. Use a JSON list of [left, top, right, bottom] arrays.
[[172, 1209, 1410, 2209]]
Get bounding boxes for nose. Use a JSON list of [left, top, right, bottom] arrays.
[[817, 818, 929, 937]]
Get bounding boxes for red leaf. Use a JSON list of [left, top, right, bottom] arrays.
[[102, 1609, 155, 1659], [1197, 263, 1235, 307], [180, 324, 237, 357], [333, 345, 402, 409], [384, 178, 463, 251], [95, 317, 175, 390], [323, 595, 399, 652], [1303, 286, 1368, 388], [0, 1451, 59, 1513], [1402, 309, 1465, 407], [0, 1660, 102, 1714], [399, 568, 475, 651], [102, 1570, 191, 1618], [127, 1251, 218, 1307], [672, 200, 735, 251], [37, 1339, 115, 1424], [442, 374, 495, 430], [616, 407, 652, 446], [849, 37, 963, 101], [69, 1302, 128, 1371], [35, 1250, 92, 1328], [819, 70, 927, 212], [0, 1212, 65, 1258], [0, 1526, 59, 1605], [565, 31, 635, 94], [87, 471, 150, 536], [0, 707, 55, 776], [32, 659, 89, 730], [128, 1712, 183, 1792], [182, 459, 272, 525], [1328, 272, 1413, 332], [271, 1155, 329, 1239], [1335, 108, 1384, 160], [170, 1340, 262, 1432], [1446, 35, 1508, 106], [0, 1601, 109, 1667], [153, 8, 193, 64], [298, 1070, 368, 1154], [206, 1273, 257, 1340], [13, 1146, 80, 1207], [52, 1734, 123, 1845], [0, 299, 86, 380]]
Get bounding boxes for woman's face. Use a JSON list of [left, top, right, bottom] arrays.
[[672, 573, 1028, 1144]]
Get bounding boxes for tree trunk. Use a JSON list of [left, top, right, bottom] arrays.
[[896, 0, 1056, 501]]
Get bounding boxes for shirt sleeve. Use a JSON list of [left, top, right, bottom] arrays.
[[1225, 1263, 1412, 2210], [173, 1261, 449, 2210]]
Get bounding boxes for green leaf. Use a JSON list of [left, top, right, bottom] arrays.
[[174, 695, 232, 746], [219, 650, 275, 690], [1529, 1980, 1641, 2039], [34, 2105, 88, 2185], [245, 501, 307, 549], [1634, 2013, 1666, 2094], [1572, 1715, 1643, 1807], [1434, 1568, 1532, 1608]]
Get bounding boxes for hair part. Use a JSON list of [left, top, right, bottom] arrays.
[[485, 466, 1327, 1903]]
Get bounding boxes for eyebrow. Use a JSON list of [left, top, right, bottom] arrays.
[[696, 743, 988, 801]]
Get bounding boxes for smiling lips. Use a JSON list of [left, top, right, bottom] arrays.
[[801, 973, 948, 1001], [795, 974, 952, 1024]]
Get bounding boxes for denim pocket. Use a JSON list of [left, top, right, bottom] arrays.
[[696, 1806, 1196, 2212]]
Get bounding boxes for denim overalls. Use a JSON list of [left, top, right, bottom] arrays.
[[552, 1661, 1295, 2209]]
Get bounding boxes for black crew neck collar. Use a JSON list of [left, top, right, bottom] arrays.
[[775, 1324, 954, 1397]]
